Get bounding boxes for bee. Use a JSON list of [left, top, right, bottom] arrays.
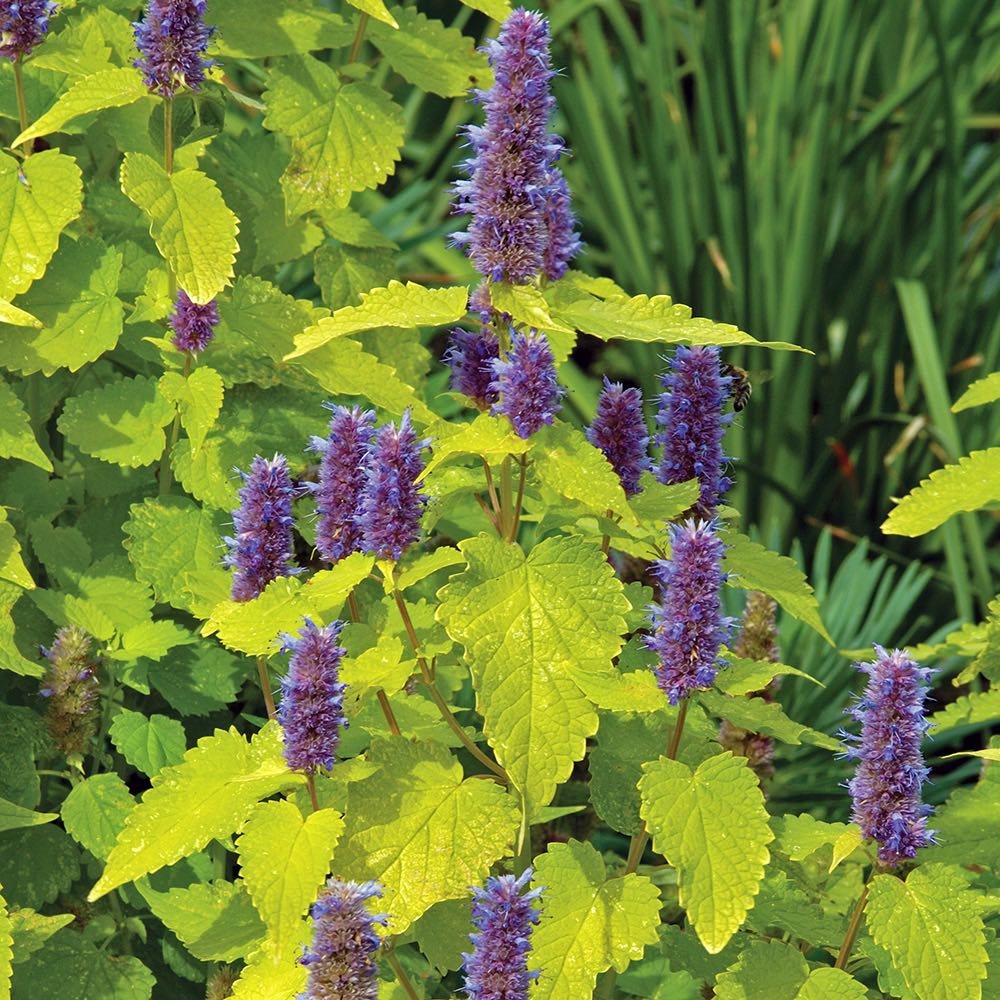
[[722, 363, 753, 412]]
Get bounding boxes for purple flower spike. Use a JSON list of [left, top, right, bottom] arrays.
[[490, 330, 562, 438], [169, 288, 218, 354], [842, 646, 935, 866], [278, 619, 347, 774], [587, 377, 649, 496], [463, 868, 543, 1000], [300, 879, 387, 1000], [312, 405, 376, 564], [133, 0, 215, 98], [39, 625, 100, 756], [655, 345, 734, 518], [451, 9, 560, 283], [224, 454, 297, 602], [357, 411, 430, 562], [445, 327, 501, 410], [644, 519, 731, 705], [0, 0, 57, 61], [542, 167, 581, 280]]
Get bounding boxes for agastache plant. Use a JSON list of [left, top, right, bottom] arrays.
[[490, 330, 562, 438], [0, 0, 57, 61], [169, 288, 218, 354], [645, 520, 731, 705], [587, 377, 649, 496], [224, 454, 297, 602], [277, 619, 347, 775], [133, 0, 215, 97], [842, 646, 935, 866], [38, 626, 100, 756], [462, 869, 542, 1000], [300, 879, 387, 1000], [656, 345, 734, 518]]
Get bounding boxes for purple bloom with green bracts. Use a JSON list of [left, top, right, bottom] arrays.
[[133, 0, 215, 98], [299, 879, 387, 1000], [311, 405, 376, 564], [655, 345, 733, 518], [278, 619, 347, 775], [644, 519, 732, 705], [169, 288, 218, 354], [356, 411, 430, 562], [1, 0, 57, 61], [445, 327, 501, 410], [490, 330, 562, 438], [842, 646, 935, 866], [542, 166, 581, 281], [224, 454, 298, 603], [462, 868, 542, 1000], [587, 377, 649, 496]]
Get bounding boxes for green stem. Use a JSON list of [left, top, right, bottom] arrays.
[[256, 655, 277, 722], [348, 13, 370, 63], [835, 868, 876, 970], [13, 58, 32, 155], [384, 950, 419, 1000], [158, 352, 192, 496]]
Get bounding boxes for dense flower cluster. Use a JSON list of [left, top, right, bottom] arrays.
[[451, 8, 578, 283], [356, 412, 430, 561], [491, 331, 562, 438], [655, 345, 733, 518], [842, 646, 934, 866], [278, 620, 347, 774], [463, 869, 542, 1000], [0, 0, 57, 61], [169, 289, 218, 354], [300, 880, 387, 1000], [39, 626, 100, 756], [224, 455, 297, 602], [133, 0, 215, 98], [445, 326, 501, 410], [645, 520, 731, 705], [312, 405, 376, 564], [587, 377, 649, 495]]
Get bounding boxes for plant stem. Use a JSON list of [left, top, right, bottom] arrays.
[[348, 13, 370, 63], [159, 352, 192, 496], [305, 773, 320, 814], [347, 592, 401, 736], [506, 454, 527, 543], [13, 58, 32, 155], [256, 655, 277, 722], [835, 869, 876, 970], [391, 585, 507, 781], [384, 950, 419, 1000]]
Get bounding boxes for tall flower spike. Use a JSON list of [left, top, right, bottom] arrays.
[[169, 288, 218, 354], [445, 326, 501, 410], [1, 0, 57, 61], [224, 454, 297, 602], [587, 377, 649, 496], [278, 620, 347, 774], [542, 167, 581, 280], [312, 405, 376, 564], [451, 9, 559, 282], [463, 868, 543, 1000], [655, 345, 733, 518], [842, 646, 934, 866], [356, 411, 430, 562], [39, 626, 100, 756], [300, 879, 387, 1000], [491, 330, 562, 439], [133, 0, 215, 98], [644, 519, 731, 705]]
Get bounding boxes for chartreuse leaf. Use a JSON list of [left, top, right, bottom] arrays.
[[0, 887, 11, 997], [953, 372, 1000, 412], [8, 908, 75, 964], [89, 724, 302, 901], [344, 0, 397, 27], [0, 150, 83, 301], [286, 281, 467, 359], [237, 800, 343, 958], [722, 533, 832, 644], [698, 690, 839, 750], [774, 813, 862, 873], [211, 0, 352, 57], [883, 448, 1000, 536], [263, 55, 404, 218], [158, 366, 224, 454], [14, 67, 146, 146], [714, 938, 808, 999], [866, 864, 988, 1000], [0, 797, 56, 834], [0, 382, 50, 471], [529, 839, 661, 1000], [120, 152, 239, 304], [794, 968, 867, 999], [368, 8, 489, 97], [437, 534, 629, 818], [60, 773, 135, 859], [334, 740, 518, 934], [58, 375, 175, 468], [639, 752, 773, 953], [108, 709, 186, 777]]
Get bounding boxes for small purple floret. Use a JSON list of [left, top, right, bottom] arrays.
[[299, 879, 387, 1000], [169, 288, 218, 354], [655, 345, 733, 518], [842, 646, 935, 866], [462, 868, 542, 1000], [356, 411, 430, 562], [490, 330, 562, 438], [587, 377, 649, 496], [133, 0, 215, 98], [0, 0, 57, 61], [445, 327, 501, 410], [224, 454, 297, 602], [644, 519, 731, 705]]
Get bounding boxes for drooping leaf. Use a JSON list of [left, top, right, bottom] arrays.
[[158, 366, 224, 454], [108, 709, 186, 777], [952, 372, 1000, 413], [60, 773, 135, 859], [0, 381, 51, 471]]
